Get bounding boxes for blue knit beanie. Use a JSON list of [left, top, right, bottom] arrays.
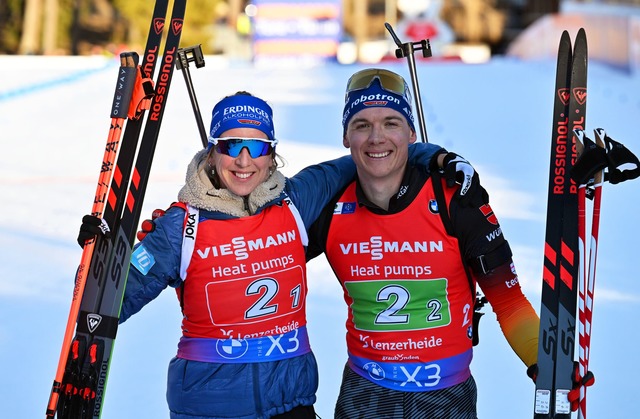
[[208, 94, 275, 149], [342, 78, 415, 133]]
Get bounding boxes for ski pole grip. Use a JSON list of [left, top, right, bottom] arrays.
[[384, 22, 431, 143], [177, 45, 208, 147], [110, 52, 139, 119]]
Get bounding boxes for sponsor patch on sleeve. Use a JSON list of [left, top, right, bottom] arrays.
[[131, 243, 156, 275]]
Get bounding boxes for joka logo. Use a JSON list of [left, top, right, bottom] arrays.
[[573, 87, 587, 105], [479, 204, 498, 225], [87, 314, 102, 333], [216, 338, 249, 359], [558, 88, 570, 106]]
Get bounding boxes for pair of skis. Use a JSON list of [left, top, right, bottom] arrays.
[[533, 28, 587, 419], [534, 28, 640, 419], [45, 0, 186, 417]]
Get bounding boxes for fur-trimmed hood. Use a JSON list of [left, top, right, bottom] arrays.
[[177, 149, 286, 217]]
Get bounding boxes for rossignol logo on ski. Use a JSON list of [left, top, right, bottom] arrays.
[[149, 46, 176, 121], [172, 18, 183, 35], [552, 118, 570, 195], [142, 44, 159, 79], [573, 87, 587, 105], [558, 88, 570, 106], [153, 18, 165, 35], [87, 313, 103, 333]]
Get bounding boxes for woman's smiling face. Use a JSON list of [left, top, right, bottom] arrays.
[[209, 127, 274, 197]]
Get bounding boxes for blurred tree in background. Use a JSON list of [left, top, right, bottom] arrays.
[[113, 0, 220, 54], [0, 0, 221, 55], [1, 0, 31, 53]]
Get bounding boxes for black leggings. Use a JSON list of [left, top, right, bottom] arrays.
[[335, 365, 477, 419], [272, 405, 317, 419]]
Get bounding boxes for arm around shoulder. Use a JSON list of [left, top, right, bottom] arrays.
[[407, 142, 446, 171], [285, 155, 356, 226]]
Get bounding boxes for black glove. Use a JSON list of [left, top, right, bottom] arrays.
[[527, 364, 538, 382], [77, 215, 111, 248], [442, 152, 489, 207], [136, 208, 166, 241]]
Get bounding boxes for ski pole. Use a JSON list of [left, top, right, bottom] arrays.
[[384, 22, 432, 143], [176, 44, 207, 147]]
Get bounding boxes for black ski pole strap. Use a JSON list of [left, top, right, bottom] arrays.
[[603, 131, 640, 184], [430, 169, 480, 346], [430, 169, 455, 236]]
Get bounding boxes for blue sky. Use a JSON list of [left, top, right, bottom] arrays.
[[1, 43, 639, 418]]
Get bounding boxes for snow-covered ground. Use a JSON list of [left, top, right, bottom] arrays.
[[1, 47, 638, 418]]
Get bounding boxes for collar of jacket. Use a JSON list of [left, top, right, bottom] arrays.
[[178, 149, 286, 217]]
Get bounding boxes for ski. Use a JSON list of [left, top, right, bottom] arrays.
[[75, 1, 185, 416], [122, 0, 185, 239], [534, 29, 572, 419], [534, 28, 588, 419], [59, 1, 173, 417], [555, 27, 587, 419], [47, 0, 187, 417], [46, 51, 140, 419]]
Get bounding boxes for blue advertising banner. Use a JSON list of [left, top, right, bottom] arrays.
[[251, 0, 342, 65]]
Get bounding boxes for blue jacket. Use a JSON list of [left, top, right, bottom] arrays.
[[120, 143, 442, 418]]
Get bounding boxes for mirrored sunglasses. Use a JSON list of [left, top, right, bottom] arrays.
[[345, 69, 412, 103], [210, 137, 277, 158]]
